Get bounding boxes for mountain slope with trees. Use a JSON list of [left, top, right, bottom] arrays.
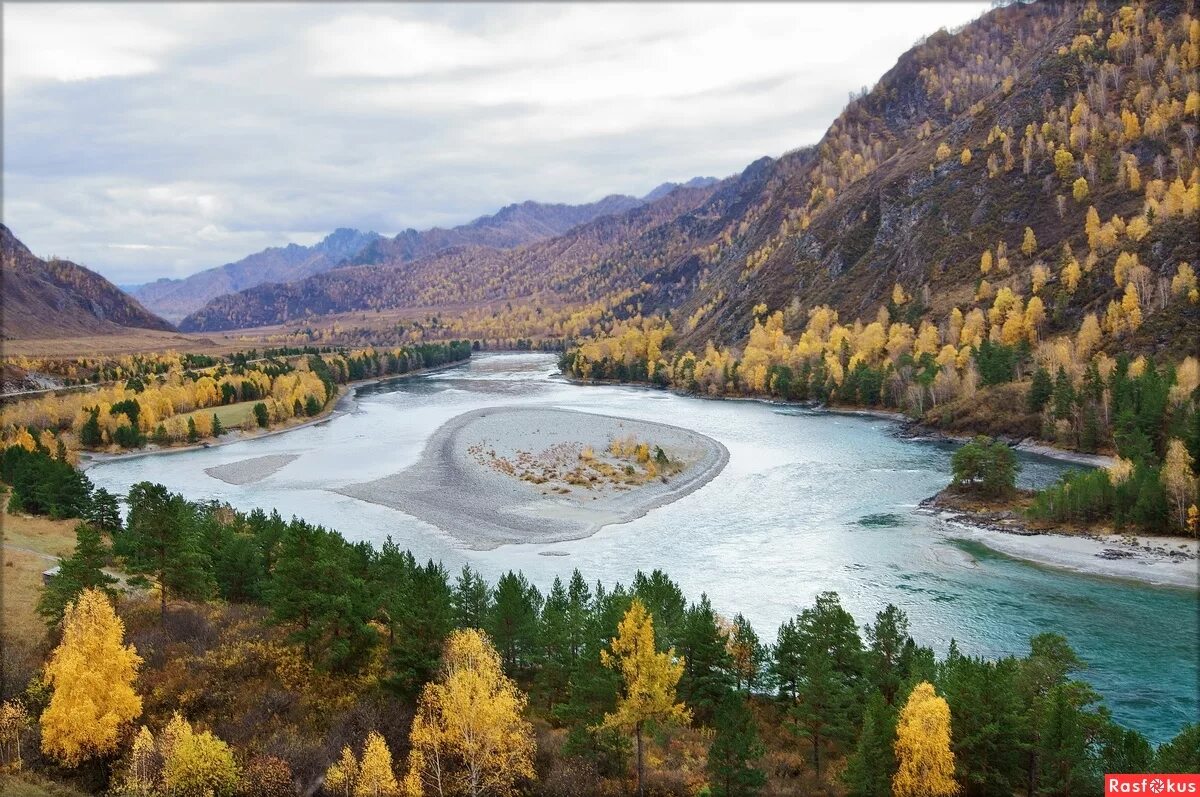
[[139, 194, 648, 324], [177, 183, 724, 331], [1, 225, 174, 340]]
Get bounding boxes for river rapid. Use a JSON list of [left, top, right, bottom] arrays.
[[87, 353, 1199, 742]]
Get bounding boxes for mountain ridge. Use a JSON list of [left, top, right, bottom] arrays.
[[1, 224, 175, 339]]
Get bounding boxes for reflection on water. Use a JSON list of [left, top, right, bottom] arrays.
[[88, 353, 1198, 742]]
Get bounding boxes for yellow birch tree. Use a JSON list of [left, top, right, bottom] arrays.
[[41, 588, 142, 766]]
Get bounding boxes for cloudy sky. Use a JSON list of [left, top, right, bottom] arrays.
[[3, 2, 989, 285]]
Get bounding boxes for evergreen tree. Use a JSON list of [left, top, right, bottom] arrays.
[[631, 569, 687, 650], [265, 520, 376, 671], [79, 408, 102, 447], [1053, 367, 1076, 421], [865, 604, 911, 705], [253, 402, 270, 428], [777, 592, 865, 779], [87, 487, 122, 533], [211, 413, 224, 437], [119, 482, 213, 623], [938, 645, 1024, 796], [1037, 684, 1094, 796], [37, 524, 118, 628], [373, 539, 454, 697], [706, 694, 766, 797], [1154, 723, 1200, 772], [186, 417, 199, 443], [488, 570, 543, 677], [843, 692, 898, 797], [1028, 367, 1053, 413], [728, 613, 767, 693], [678, 595, 734, 724], [452, 565, 491, 629], [538, 576, 575, 708]]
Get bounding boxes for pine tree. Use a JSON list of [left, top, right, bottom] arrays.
[[41, 588, 142, 765], [37, 523, 118, 628], [88, 487, 122, 533], [843, 692, 897, 797], [452, 565, 491, 628], [1028, 367, 1054, 413], [779, 592, 864, 780], [488, 571, 543, 677], [538, 576, 574, 707], [706, 694, 766, 797], [728, 613, 766, 692], [893, 682, 958, 797], [601, 599, 691, 797], [864, 604, 912, 705], [119, 482, 214, 623], [679, 595, 734, 724]]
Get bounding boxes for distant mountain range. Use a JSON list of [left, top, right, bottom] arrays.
[[1, 224, 173, 339], [130, 192, 675, 322], [177, 184, 720, 331], [129, 228, 383, 323]]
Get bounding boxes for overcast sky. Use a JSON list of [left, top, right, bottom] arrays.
[[3, 2, 989, 285]]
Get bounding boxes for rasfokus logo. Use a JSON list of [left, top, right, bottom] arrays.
[[1106, 774, 1200, 795]]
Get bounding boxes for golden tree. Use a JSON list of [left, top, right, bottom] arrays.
[[41, 588, 142, 766], [158, 713, 239, 797], [893, 682, 958, 797], [326, 746, 360, 797], [1162, 439, 1198, 532], [356, 731, 400, 797], [1021, 227, 1038, 256], [405, 629, 534, 797], [601, 599, 691, 797]]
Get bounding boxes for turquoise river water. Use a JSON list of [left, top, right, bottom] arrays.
[[86, 353, 1198, 742]]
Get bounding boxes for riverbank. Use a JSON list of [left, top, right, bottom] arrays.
[[921, 490, 1198, 590], [78, 360, 465, 471], [336, 405, 729, 549], [562, 373, 1109, 469]]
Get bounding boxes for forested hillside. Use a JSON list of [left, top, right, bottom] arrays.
[[0, 225, 174, 340], [130, 229, 383, 322], [344, 194, 647, 268], [177, 184, 721, 331], [177, 0, 1197, 380]]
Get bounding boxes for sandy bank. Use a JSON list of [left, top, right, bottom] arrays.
[[204, 453, 300, 485], [924, 507, 1198, 590], [336, 406, 729, 549], [79, 360, 464, 472]]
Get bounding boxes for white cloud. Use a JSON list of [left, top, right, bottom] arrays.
[[2, 2, 991, 284], [2, 4, 182, 89]]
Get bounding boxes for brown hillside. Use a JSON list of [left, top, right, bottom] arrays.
[[1, 224, 175, 340]]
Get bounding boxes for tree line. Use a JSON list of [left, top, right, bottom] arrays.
[[8, 471, 1196, 796]]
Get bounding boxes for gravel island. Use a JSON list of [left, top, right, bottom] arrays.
[[337, 406, 728, 549]]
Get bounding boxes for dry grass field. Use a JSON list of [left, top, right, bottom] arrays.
[[1, 491, 78, 643]]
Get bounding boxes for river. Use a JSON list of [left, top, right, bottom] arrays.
[[86, 353, 1198, 743]]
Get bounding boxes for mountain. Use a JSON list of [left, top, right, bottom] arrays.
[[136, 194, 646, 323], [178, 186, 716, 331], [1, 224, 174, 339], [343, 194, 645, 267], [129, 228, 382, 322], [641, 176, 720, 202], [181, 0, 1197, 357]]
